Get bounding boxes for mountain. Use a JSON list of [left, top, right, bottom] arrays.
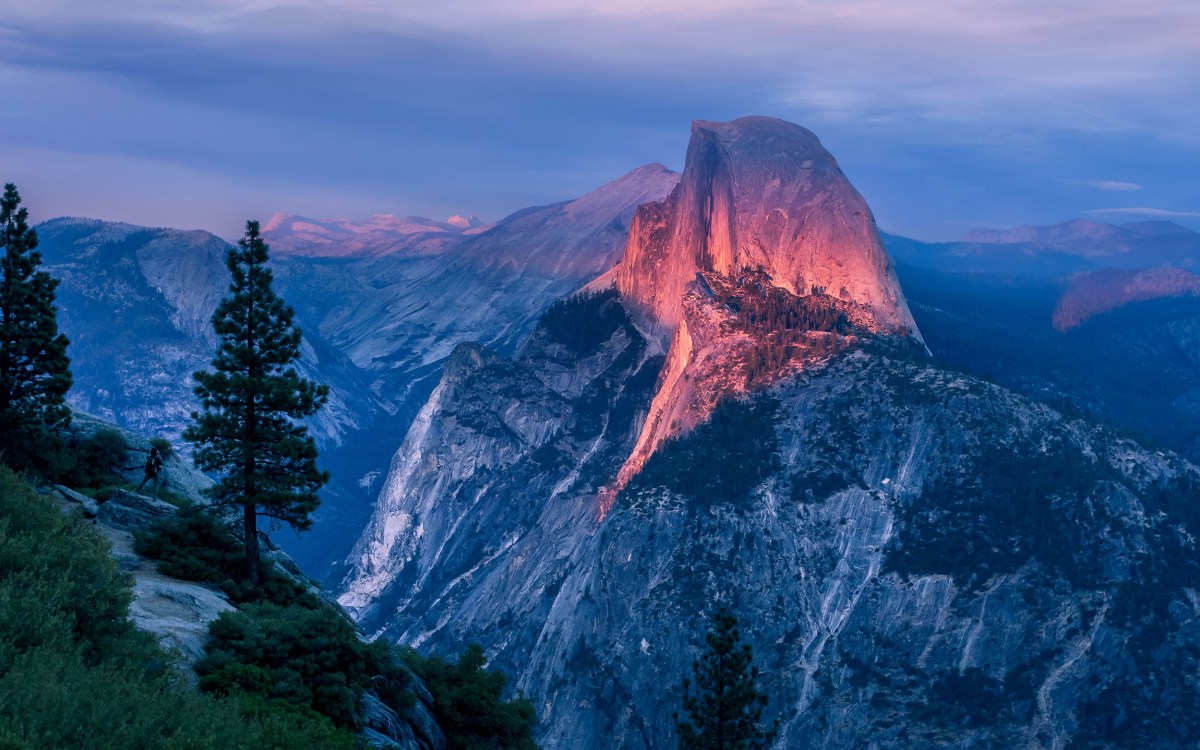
[[1052, 266, 1200, 331], [35, 162, 679, 574], [263, 212, 490, 259], [887, 226, 1200, 464], [338, 117, 1200, 747], [617, 118, 917, 338], [609, 117, 919, 487], [35, 218, 383, 449], [892, 219, 1200, 277]]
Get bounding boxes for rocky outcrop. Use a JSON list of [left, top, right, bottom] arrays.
[[615, 117, 917, 338], [340, 290, 663, 624], [606, 118, 922, 480], [340, 316, 1200, 748]]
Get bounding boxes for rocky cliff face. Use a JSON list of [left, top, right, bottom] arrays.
[[340, 118, 1200, 749], [606, 118, 920, 483], [615, 117, 917, 338], [340, 295, 1200, 749]]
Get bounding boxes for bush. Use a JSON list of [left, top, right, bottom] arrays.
[[0, 464, 358, 749], [134, 512, 311, 606], [0, 466, 134, 664], [402, 644, 539, 750], [45, 428, 130, 490], [197, 601, 400, 729], [149, 436, 175, 459]]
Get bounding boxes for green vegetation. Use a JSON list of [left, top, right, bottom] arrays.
[[55, 428, 130, 490], [198, 601, 397, 730], [627, 397, 780, 506], [0, 465, 357, 749], [0, 183, 72, 475], [137, 511, 396, 728], [185, 219, 329, 585], [138, 511, 538, 747], [887, 441, 1105, 588], [675, 607, 778, 750], [539, 288, 630, 357], [134, 512, 309, 605], [402, 644, 539, 750]]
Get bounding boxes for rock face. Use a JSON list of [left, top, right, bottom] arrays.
[[340, 296, 1200, 749], [608, 117, 920, 483], [339, 118, 1200, 749], [616, 117, 917, 338], [339, 291, 663, 621]]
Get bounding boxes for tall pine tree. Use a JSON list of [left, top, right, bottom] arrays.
[[184, 220, 328, 585], [675, 607, 779, 750], [0, 183, 72, 470]]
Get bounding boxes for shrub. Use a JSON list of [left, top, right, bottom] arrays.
[[134, 511, 311, 606], [47, 428, 130, 490], [149, 436, 175, 459], [197, 601, 396, 729], [402, 644, 539, 750], [0, 464, 358, 749]]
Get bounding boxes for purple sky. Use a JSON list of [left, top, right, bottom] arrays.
[[2, 0, 1198, 240]]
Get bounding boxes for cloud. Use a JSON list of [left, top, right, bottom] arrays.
[[1085, 207, 1200, 219], [1064, 180, 1144, 191]]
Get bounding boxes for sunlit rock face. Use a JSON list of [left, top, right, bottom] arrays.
[[616, 116, 918, 338], [611, 116, 920, 485]]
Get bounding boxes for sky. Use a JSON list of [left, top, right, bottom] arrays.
[[1, 0, 1198, 241]]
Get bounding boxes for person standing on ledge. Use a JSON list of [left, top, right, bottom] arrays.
[[136, 445, 164, 497]]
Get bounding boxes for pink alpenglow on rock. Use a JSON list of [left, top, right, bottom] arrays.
[[615, 116, 919, 340]]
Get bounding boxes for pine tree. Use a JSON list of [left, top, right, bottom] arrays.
[[184, 220, 328, 585], [675, 607, 780, 750], [0, 183, 72, 469]]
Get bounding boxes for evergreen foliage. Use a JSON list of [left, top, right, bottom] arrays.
[[539, 289, 628, 356], [0, 184, 72, 472], [675, 607, 778, 750], [0, 465, 357, 749], [59, 428, 129, 490], [402, 644, 539, 750], [627, 397, 780, 506], [133, 512, 310, 606], [197, 600, 396, 729], [184, 220, 329, 585]]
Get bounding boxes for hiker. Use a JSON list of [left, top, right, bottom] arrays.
[[136, 446, 165, 497]]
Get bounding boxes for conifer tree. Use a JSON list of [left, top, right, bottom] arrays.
[[0, 183, 72, 469], [185, 220, 328, 585], [675, 607, 779, 750]]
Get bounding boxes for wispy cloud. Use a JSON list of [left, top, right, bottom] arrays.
[[1086, 207, 1200, 218], [1064, 179, 1144, 191]]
